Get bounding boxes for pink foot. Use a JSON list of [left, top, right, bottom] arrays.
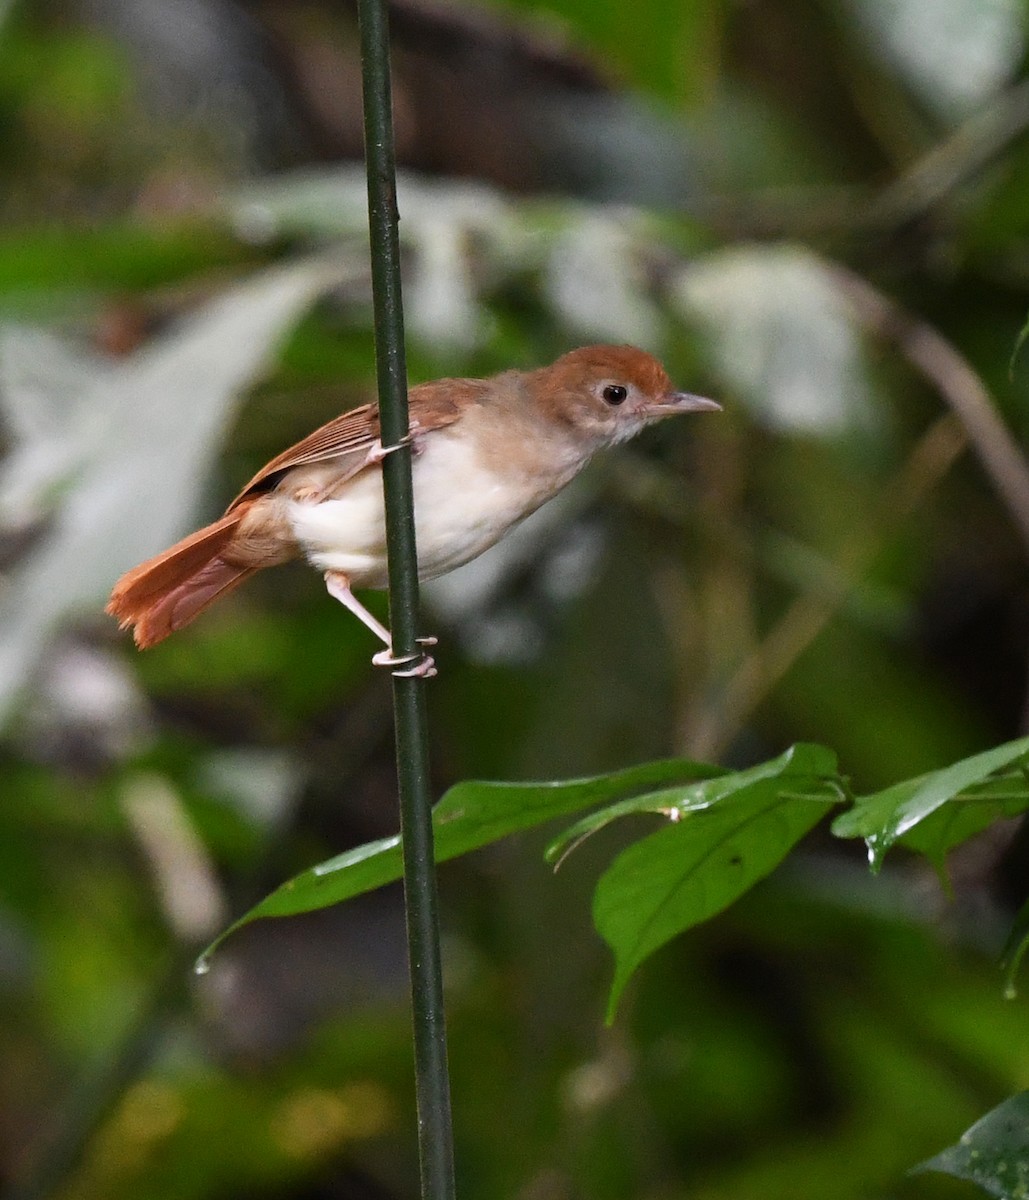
[[372, 646, 438, 678]]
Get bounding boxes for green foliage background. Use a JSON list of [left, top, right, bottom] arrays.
[[0, 0, 1028, 1198]]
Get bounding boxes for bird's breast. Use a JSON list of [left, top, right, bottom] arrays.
[[286, 425, 579, 587]]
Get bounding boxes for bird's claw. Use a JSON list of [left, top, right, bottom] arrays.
[[368, 424, 422, 464]]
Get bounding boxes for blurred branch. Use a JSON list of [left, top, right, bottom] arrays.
[[121, 774, 229, 944], [6, 775, 234, 1200], [697, 80, 1029, 239], [4, 955, 189, 1200], [832, 267, 1029, 555], [688, 266, 1029, 754], [867, 79, 1029, 228], [687, 414, 968, 759]]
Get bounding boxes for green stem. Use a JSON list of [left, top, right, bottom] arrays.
[[355, 3, 456, 1199]]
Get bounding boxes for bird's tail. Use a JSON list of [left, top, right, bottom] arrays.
[[107, 512, 256, 648]]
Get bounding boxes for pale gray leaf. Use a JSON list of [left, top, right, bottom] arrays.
[[0, 258, 345, 723], [843, 0, 1024, 120], [543, 213, 662, 347], [0, 327, 109, 529], [672, 244, 877, 436]]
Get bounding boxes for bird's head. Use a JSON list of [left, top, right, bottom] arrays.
[[533, 344, 720, 447]]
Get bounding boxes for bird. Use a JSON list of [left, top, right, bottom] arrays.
[[107, 344, 719, 675]]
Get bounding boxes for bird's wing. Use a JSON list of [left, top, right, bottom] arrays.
[[227, 378, 487, 510]]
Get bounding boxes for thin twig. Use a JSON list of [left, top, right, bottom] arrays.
[[688, 415, 968, 758], [690, 265, 1029, 754], [692, 80, 1029, 239], [867, 79, 1029, 228], [832, 267, 1029, 555]]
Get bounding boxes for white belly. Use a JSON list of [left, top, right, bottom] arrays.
[[287, 428, 560, 587]]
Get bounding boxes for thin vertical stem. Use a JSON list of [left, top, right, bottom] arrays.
[[355, 2, 457, 1199]]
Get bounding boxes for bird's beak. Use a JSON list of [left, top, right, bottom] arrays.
[[647, 391, 722, 417]]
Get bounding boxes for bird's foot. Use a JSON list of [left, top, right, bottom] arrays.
[[368, 421, 424, 464]]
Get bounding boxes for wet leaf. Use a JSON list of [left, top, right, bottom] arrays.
[[594, 743, 841, 1020], [899, 775, 1029, 874], [546, 744, 822, 866], [913, 1091, 1029, 1198], [200, 757, 721, 965], [831, 737, 1029, 870]]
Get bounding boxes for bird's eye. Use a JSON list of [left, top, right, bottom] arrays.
[[602, 384, 628, 406]]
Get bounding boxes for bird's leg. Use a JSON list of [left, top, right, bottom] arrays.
[[323, 571, 437, 678], [324, 571, 393, 643]]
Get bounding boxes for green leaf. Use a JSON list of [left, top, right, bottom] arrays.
[[199, 758, 721, 967], [594, 744, 842, 1021], [546, 746, 824, 866], [0, 224, 250, 294], [899, 774, 1029, 874], [913, 1092, 1029, 1199], [544, 782, 723, 868], [831, 737, 1029, 870], [1001, 897, 1029, 1001]]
